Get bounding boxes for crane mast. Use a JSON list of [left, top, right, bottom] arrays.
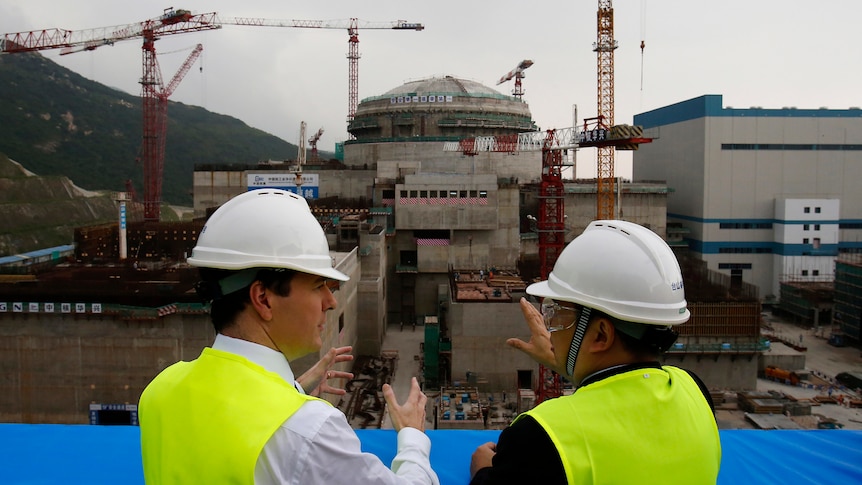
[[594, 0, 618, 220]]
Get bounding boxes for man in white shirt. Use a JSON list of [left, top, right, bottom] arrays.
[[140, 189, 439, 484]]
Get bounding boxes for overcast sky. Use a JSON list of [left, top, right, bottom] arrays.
[[2, 1, 861, 178]]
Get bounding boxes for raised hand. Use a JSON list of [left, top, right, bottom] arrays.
[[506, 298, 563, 374], [383, 377, 427, 432], [297, 346, 354, 396]]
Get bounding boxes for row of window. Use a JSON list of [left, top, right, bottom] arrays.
[[717, 239, 824, 253], [719, 223, 773, 229], [722, 144, 862, 151], [400, 190, 488, 198], [803, 206, 822, 213], [715, 263, 822, 276], [718, 222, 829, 230]]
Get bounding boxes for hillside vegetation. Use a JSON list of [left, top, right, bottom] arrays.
[[0, 50, 323, 207], [0, 154, 119, 256]]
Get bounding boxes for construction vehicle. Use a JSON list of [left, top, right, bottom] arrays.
[[764, 366, 800, 386], [1, 8, 423, 221], [828, 333, 846, 347]]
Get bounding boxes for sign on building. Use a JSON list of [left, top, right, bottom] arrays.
[[247, 173, 319, 199]]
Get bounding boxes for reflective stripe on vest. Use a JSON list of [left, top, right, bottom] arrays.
[[140, 347, 324, 484], [519, 366, 721, 484]]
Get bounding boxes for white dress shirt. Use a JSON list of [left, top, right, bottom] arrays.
[[212, 334, 440, 485]]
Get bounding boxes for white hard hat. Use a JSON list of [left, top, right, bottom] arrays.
[[188, 189, 349, 282], [527, 220, 689, 325]]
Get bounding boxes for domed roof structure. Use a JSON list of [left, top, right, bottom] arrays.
[[348, 75, 537, 141], [381, 76, 503, 98]]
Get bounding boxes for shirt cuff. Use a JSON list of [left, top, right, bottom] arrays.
[[396, 426, 432, 454]]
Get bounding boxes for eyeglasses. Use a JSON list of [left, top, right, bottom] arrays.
[[541, 299, 579, 333]]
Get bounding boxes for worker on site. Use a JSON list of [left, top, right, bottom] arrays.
[[140, 189, 439, 485], [470, 220, 721, 484]]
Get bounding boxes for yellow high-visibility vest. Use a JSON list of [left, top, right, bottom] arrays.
[[140, 347, 322, 484], [519, 366, 721, 484]]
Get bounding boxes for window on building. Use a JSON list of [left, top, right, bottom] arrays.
[[803, 238, 809, 244], [813, 270, 820, 276], [400, 190, 407, 198], [450, 190, 458, 197], [813, 238, 821, 249], [460, 190, 468, 197], [383, 189, 395, 199], [409, 190, 418, 198], [469, 190, 478, 197], [430, 190, 437, 197], [479, 190, 488, 198], [420, 190, 428, 198], [804, 207, 810, 213], [802, 270, 809, 276], [439, 190, 447, 198], [803, 224, 810, 231], [814, 224, 820, 230], [815, 207, 821, 213]]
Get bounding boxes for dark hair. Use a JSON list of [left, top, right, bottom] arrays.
[[197, 268, 297, 333], [589, 309, 676, 359]]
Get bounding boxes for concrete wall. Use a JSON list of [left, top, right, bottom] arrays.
[[354, 230, 387, 355], [193, 168, 376, 217], [347, 142, 542, 183], [448, 299, 537, 391], [0, 311, 213, 423], [661, 353, 758, 391], [759, 350, 807, 374], [0, 251, 361, 424]]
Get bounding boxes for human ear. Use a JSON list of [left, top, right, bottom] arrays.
[[249, 281, 274, 320], [590, 318, 615, 352]]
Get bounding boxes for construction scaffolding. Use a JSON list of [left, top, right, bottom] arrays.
[[834, 254, 862, 342], [778, 277, 834, 328]]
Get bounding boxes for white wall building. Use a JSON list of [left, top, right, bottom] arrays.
[[633, 95, 862, 299]]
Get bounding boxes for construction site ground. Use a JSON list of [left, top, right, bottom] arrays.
[[373, 314, 862, 431]]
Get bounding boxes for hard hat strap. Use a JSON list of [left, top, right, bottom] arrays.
[[218, 268, 261, 297], [565, 306, 592, 377]]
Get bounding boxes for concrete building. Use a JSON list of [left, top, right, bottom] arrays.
[[633, 94, 862, 300], [0, 250, 359, 424], [191, 77, 676, 393]]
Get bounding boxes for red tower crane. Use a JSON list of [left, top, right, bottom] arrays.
[[140, 42, 204, 221], [446, 128, 576, 403], [445, 122, 649, 402], [2, 9, 424, 220], [309, 127, 325, 162], [497, 59, 534, 99], [2, 9, 220, 221]]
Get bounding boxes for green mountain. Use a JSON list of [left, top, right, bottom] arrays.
[[0, 51, 319, 206], [0, 153, 119, 256]]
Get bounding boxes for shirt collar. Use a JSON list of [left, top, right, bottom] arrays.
[[212, 333, 297, 387]]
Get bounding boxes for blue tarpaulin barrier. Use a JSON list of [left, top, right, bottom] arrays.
[[0, 424, 860, 484]]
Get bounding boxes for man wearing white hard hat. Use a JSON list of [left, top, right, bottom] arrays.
[[470, 220, 721, 484], [140, 189, 439, 484]]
